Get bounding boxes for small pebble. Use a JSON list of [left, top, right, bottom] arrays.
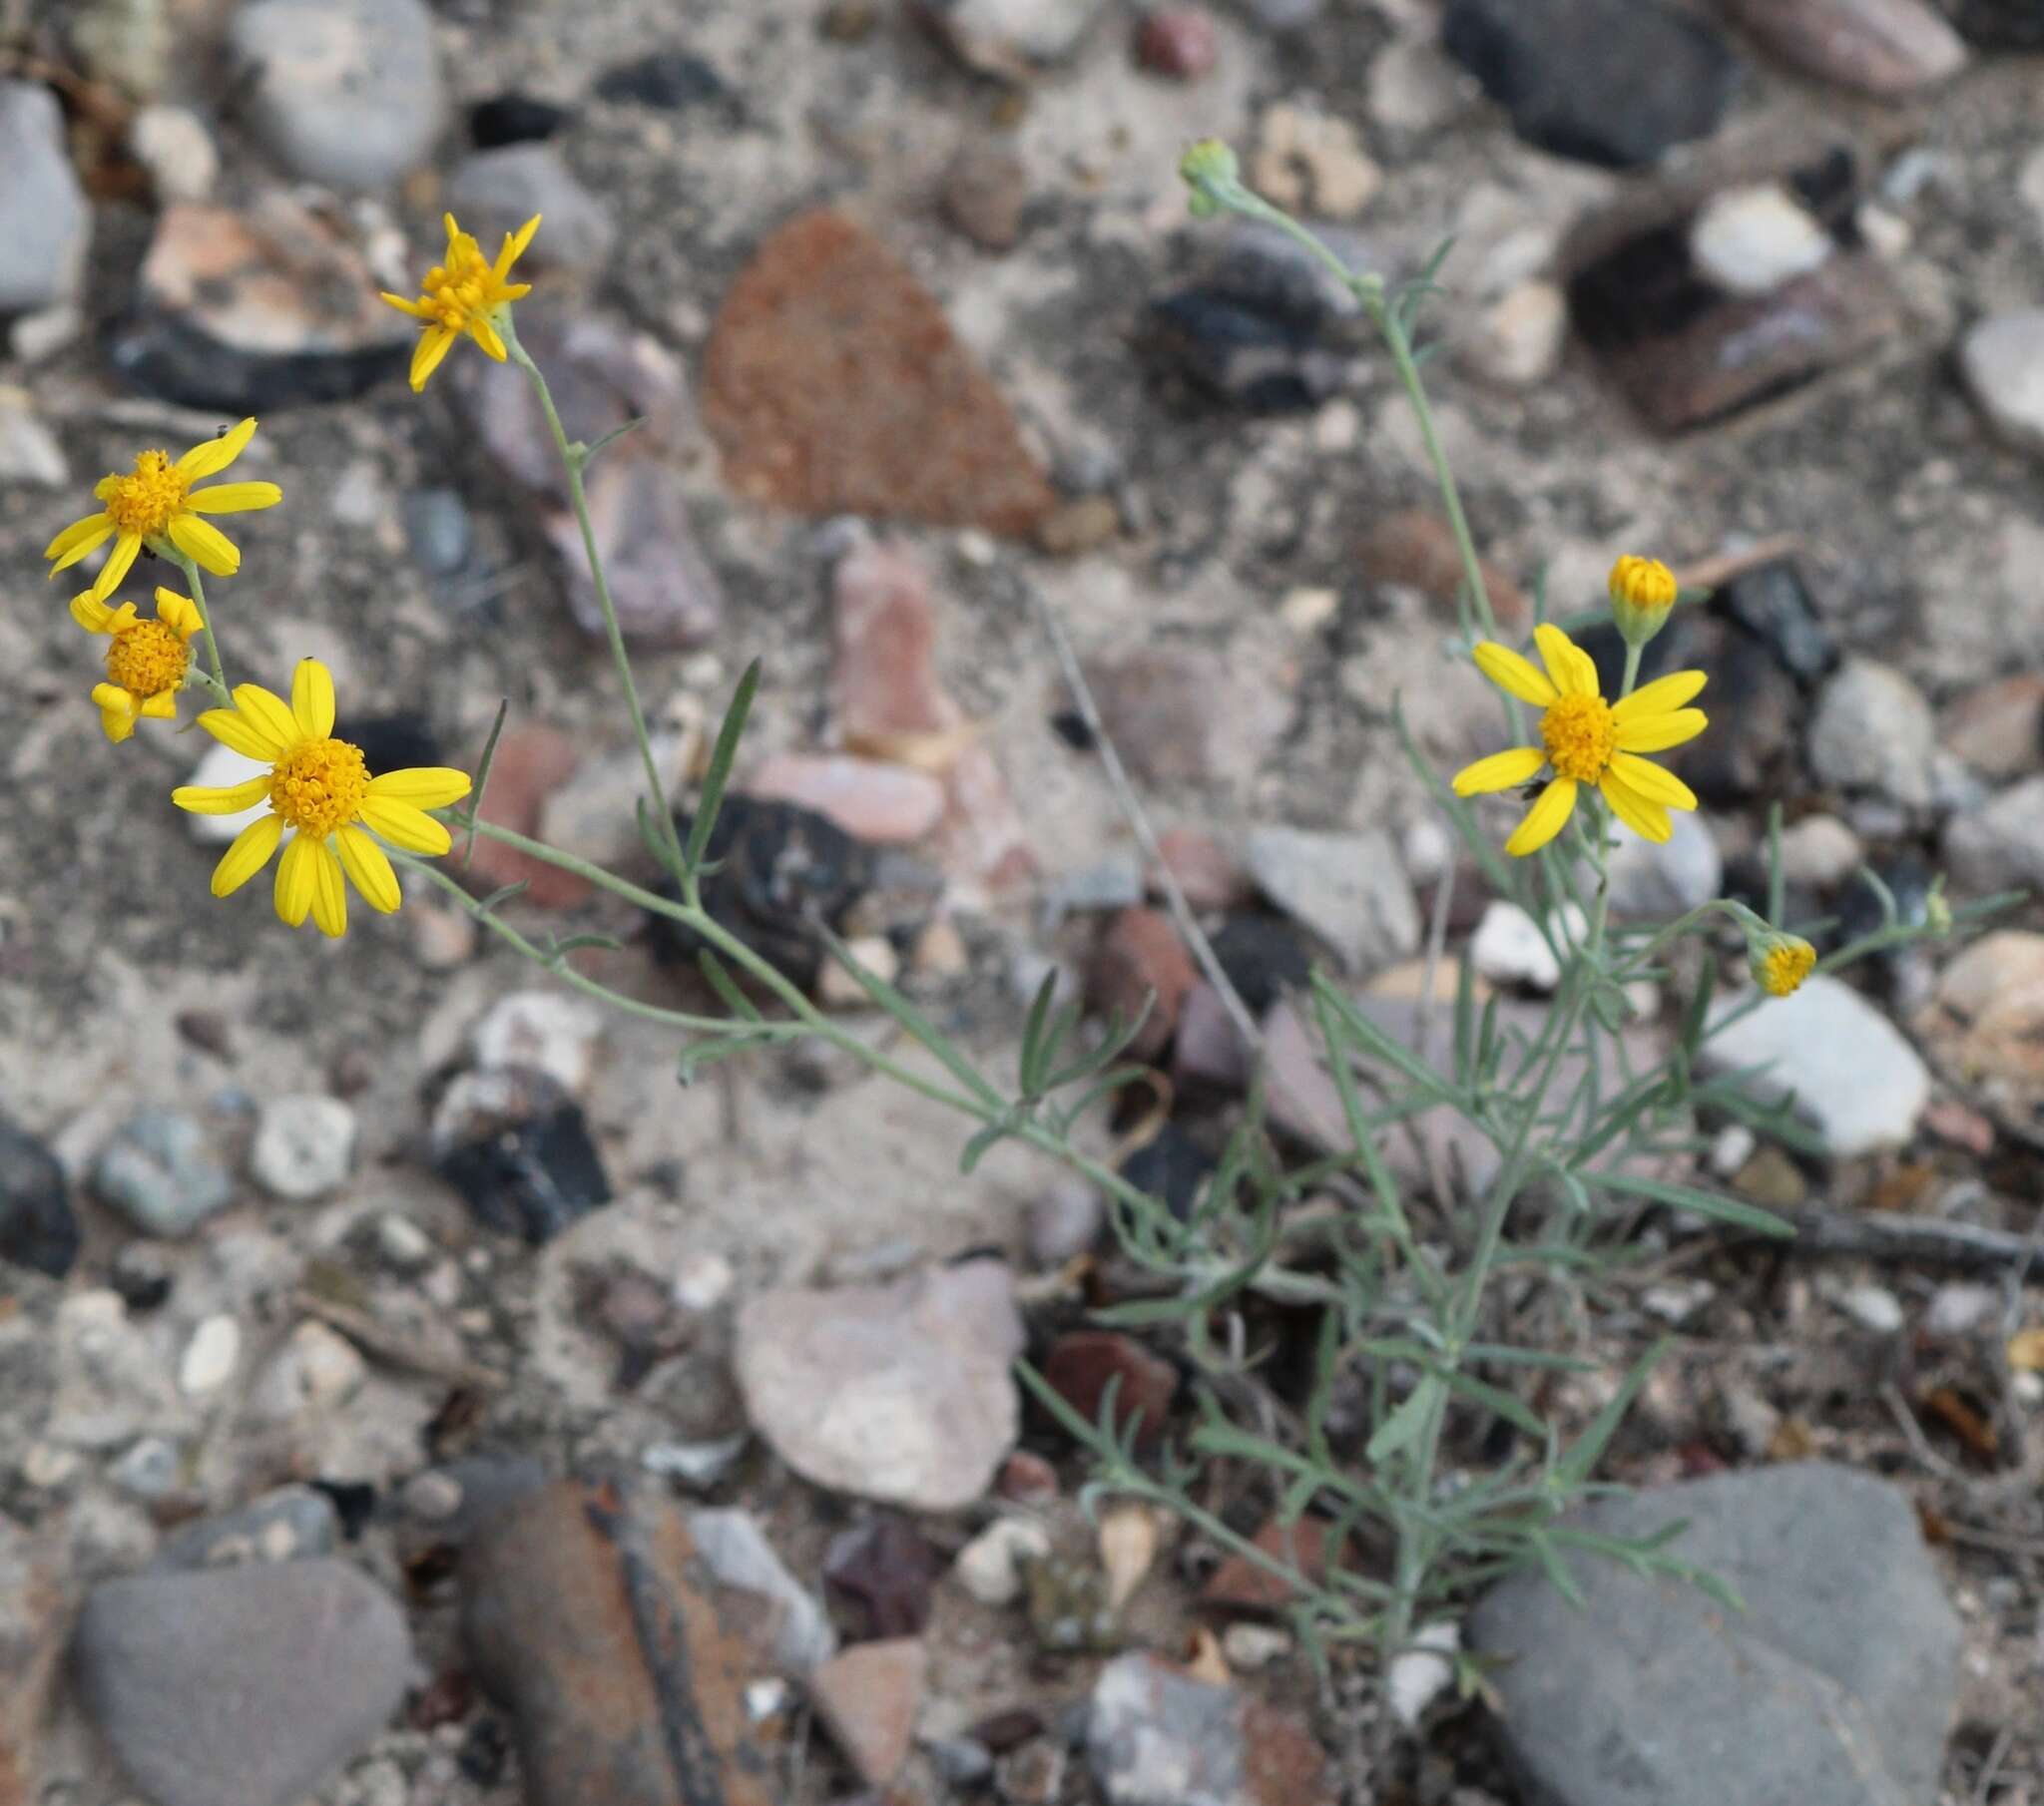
[[250, 1096, 357, 1201], [673, 1250, 736, 1313], [1471, 900, 1564, 992], [375, 1212, 433, 1272], [1223, 1621, 1291, 1671], [954, 1517, 1052, 1606], [1136, 7, 1218, 80], [179, 1314, 242, 1396], [1839, 1283, 1905, 1335]]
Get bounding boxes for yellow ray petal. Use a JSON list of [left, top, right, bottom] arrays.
[[139, 690, 179, 720], [364, 765, 472, 809], [410, 326, 457, 392], [1608, 751, 1698, 811], [309, 839, 348, 938], [176, 417, 256, 481], [359, 796, 453, 855], [173, 776, 272, 814], [186, 481, 282, 516], [166, 512, 241, 576], [70, 594, 117, 634], [154, 589, 205, 640], [212, 813, 284, 896], [496, 213, 542, 277], [1534, 623, 1598, 698], [274, 831, 317, 927], [1451, 745, 1547, 796], [1600, 770, 1673, 843], [198, 705, 282, 760], [1611, 669, 1708, 722], [1613, 707, 1707, 754], [290, 658, 335, 740], [468, 315, 508, 362], [47, 511, 115, 567], [229, 682, 301, 756], [380, 291, 430, 318], [90, 532, 143, 602], [1504, 777, 1578, 857], [1471, 641, 1559, 708], [335, 824, 402, 913], [91, 683, 139, 742]]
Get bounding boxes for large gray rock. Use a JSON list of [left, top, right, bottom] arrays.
[[1244, 826, 1420, 975], [448, 146, 616, 272], [1959, 309, 2044, 456], [1470, 1463, 1961, 1806], [74, 1559, 414, 1806], [1807, 659, 1936, 809], [1606, 808, 1722, 919], [1944, 772, 2044, 893], [0, 82, 90, 313], [1702, 975, 1928, 1157], [228, 0, 444, 191]]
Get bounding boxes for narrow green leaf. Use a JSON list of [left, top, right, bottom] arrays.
[[1365, 1374, 1442, 1467], [1018, 969, 1061, 1096], [817, 927, 1004, 1108], [697, 948, 764, 1023], [1526, 1532, 1587, 1609], [460, 697, 509, 872], [580, 415, 646, 466], [686, 659, 762, 874], [1577, 1169, 1793, 1237], [474, 879, 529, 915], [1553, 1338, 1666, 1490]]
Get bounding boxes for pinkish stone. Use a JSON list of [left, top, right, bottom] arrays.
[[1153, 826, 1251, 910], [1137, 7, 1219, 79], [1087, 908, 1198, 1063], [746, 753, 946, 845]]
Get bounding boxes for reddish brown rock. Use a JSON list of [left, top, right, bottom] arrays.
[[1202, 1516, 1355, 1613], [809, 1638, 926, 1787], [996, 1451, 1060, 1505], [705, 211, 1054, 535], [822, 1516, 941, 1641], [461, 723, 592, 909], [460, 1475, 773, 1806], [1153, 826, 1251, 911], [1720, 0, 1966, 96], [1137, 7, 1220, 78], [1940, 674, 2044, 778], [746, 753, 946, 845], [0, 1518, 62, 1806], [1081, 647, 1289, 787], [942, 144, 1031, 251], [830, 538, 1034, 888], [1040, 1331, 1179, 1447], [1357, 510, 1530, 630], [1087, 908, 1198, 1063]]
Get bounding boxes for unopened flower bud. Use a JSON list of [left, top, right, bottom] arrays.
[[1749, 930, 1816, 999], [1180, 139, 1240, 217], [1608, 554, 1679, 650]]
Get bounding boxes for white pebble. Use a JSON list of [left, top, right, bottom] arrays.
[[1691, 183, 1832, 296], [179, 1314, 242, 1396], [1387, 1619, 1460, 1727], [1839, 1283, 1905, 1335], [471, 990, 605, 1094], [1223, 1622, 1291, 1671], [1925, 1282, 1999, 1338], [954, 1517, 1052, 1606], [1471, 901, 1562, 992], [1709, 1125, 1757, 1178], [673, 1251, 736, 1313], [375, 1212, 433, 1272], [250, 1095, 358, 1201]]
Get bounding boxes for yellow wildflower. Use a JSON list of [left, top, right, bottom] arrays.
[[71, 587, 204, 743], [381, 212, 541, 392], [1453, 623, 1708, 857], [172, 659, 471, 938], [1753, 933, 1816, 998], [45, 418, 282, 604], [1608, 554, 1679, 648]]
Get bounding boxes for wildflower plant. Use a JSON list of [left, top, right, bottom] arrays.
[[40, 182, 2009, 1725]]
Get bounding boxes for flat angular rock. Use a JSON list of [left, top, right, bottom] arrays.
[[1470, 1464, 1960, 1806], [705, 211, 1054, 537], [809, 1638, 925, 1786], [1702, 975, 1929, 1157], [1244, 826, 1420, 975], [1720, 0, 1966, 95], [1442, 0, 1742, 171], [93, 1108, 234, 1239], [735, 1258, 1023, 1512], [111, 198, 410, 410], [75, 1560, 413, 1806], [462, 1476, 773, 1806], [228, 0, 444, 191]]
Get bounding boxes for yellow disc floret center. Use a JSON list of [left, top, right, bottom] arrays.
[[421, 247, 496, 332], [1763, 940, 1815, 998], [100, 449, 190, 537], [269, 736, 370, 840], [1540, 693, 1617, 783], [105, 620, 189, 697]]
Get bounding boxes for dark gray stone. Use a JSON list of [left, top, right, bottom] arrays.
[[1470, 1464, 1960, 1806], [154, 1486, 339, 1572], [75, 1559, 414, 1806], [0, 1114, 78, 1277], [1442, 0, 1742, 169]]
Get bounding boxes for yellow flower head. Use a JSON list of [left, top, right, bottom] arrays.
[[1453, 623, 1708, 857], [171, 659, 472, 939], [1608, 554, 1679, 648], [45, 418, 282, 604], [1753, 934, 1816, 998], [381, 212, 540, 392], [71, 586, 204, 743]]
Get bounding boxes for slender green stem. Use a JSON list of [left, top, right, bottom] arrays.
[[1619, 641, 1643, 701], [502, 317, 690, 883], [170, 554, 230, 696]]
